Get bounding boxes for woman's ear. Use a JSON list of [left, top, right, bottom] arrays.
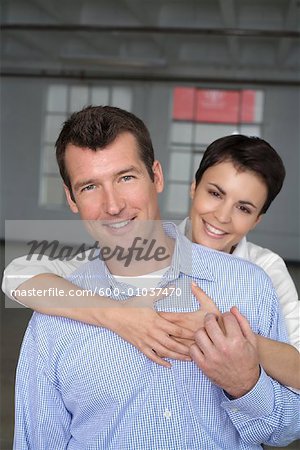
[[190, 181, 196, 200], [252, 213, 263, 230], [64, 185, 79, 214]]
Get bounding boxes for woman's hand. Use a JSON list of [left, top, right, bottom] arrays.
[[100, 288, 194, 368], [90, 283, 222, 367], [158, 283, 222, 342]]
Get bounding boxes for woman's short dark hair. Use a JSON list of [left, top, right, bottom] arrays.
[[194, 134, 286, 214], [55, 105, 155, 197]]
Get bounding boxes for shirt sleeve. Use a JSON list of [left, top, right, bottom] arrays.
[[250, 246, 299, 351], [264, 254, 300, 351], [221, 368, 300, 446], [221, 284, 300, 447], [13, 321, 72, 449], [2, 253, 85, 303]]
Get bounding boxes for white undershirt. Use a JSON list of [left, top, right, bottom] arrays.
[[115, 267, 170, 290]]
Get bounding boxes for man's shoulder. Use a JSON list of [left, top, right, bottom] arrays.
[[28, 311, 92, 344], [25, 311, 98, 363], [191, 242, 271, 282]]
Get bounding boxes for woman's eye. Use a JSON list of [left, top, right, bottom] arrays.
[[239, 205, 251, 214], [209, 190, 220, 198]]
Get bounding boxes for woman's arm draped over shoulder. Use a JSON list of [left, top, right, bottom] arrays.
[[2, 254, 194, 367]]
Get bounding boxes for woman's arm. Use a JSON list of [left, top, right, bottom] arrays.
[[2, 256, 193, 367], [248, 246, 300, 351], [256, 335, 300, 389]]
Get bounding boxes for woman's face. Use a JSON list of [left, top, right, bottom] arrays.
[[190, 160, 268, 253]]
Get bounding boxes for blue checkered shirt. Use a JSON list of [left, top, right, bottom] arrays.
[[14, 224, 300, 449]]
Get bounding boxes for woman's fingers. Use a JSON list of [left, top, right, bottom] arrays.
[[191, 282, 220, 315], [230, 306, 257, 348]]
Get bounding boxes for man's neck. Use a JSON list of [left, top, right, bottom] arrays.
[[104, 230, 175, 277]]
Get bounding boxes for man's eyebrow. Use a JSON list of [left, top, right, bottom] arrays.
[[73, 178, 97, 191], [208, 183, 258, 209], [116, 166, 142, 176], [73, 166, 142, 191]]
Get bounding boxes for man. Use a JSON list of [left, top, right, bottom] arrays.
[[13, 106, 299, 449]]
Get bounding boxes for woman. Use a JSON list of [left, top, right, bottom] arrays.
[[3, 135, 299, 388], [163, 134, 299, 388]]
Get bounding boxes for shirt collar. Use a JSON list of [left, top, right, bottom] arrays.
[[104, 221, 215, 286], [178, 217, 192, 240], [162, 222, 215, 283], [68, 221, 215, 290], [231, 236, 249, 259]]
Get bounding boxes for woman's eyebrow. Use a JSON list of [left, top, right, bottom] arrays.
[[239, 200, 258, 209], [208, 183, 226, 195], [208, 183, 258, 209]]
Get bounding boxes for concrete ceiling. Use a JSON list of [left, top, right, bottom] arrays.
[[1, 0, 300, 84]]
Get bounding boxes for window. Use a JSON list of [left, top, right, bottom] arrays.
[[166, 87, 264, 216], [39, 84, 133, 207]]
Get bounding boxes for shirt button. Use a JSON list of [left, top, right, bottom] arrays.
[[163, 408, 172, 419], [230, 407, 239, 413]]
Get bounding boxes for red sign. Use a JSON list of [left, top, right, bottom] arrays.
[[196, 89, 239, 123], [173, 88, 258, 123], [172, 87, 196, 121], [241, 90, 256, 122]]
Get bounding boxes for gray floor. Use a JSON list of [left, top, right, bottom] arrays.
[[1, 246, 300, 449]]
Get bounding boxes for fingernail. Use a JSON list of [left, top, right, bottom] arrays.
[[205, 313, 216, 320], [191, 281, 197, 287]]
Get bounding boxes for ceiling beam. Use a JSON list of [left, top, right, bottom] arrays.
[[28, 0, 115, 58], [277, 0, 300, 64], [3, 32, 58, 58], [2, 24, 300, 39], [120, 0, 164, 54], [2, 68, 299, 86], [218, 0, 239, 62]]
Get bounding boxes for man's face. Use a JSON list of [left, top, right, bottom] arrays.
[[64, 132, 164, 243]]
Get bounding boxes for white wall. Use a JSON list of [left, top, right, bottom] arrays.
[[1, 77, 299, 260]]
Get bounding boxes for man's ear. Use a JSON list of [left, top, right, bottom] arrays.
[[64, 185, 79, 214], [190, 181, 196, 200], [152, 160, 164, 193]]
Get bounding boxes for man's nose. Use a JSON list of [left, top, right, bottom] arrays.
[[103, 188, 126, 216]]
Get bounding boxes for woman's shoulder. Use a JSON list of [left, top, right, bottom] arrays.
[[245, 240, 285, 271]]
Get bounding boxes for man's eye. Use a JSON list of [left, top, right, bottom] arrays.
[[121, 175, 135, 182], [82, 185, 96, 192]]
